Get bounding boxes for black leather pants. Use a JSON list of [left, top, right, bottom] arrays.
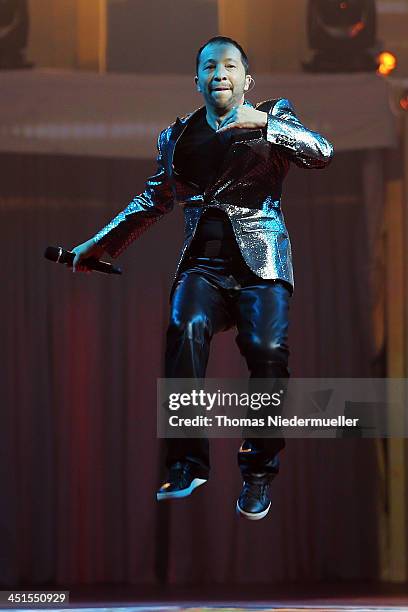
[[164, 249, 292, 479]]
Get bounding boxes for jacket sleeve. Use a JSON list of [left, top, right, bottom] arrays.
[[92, 130, 175, 258], [266, 98, 334, 169]]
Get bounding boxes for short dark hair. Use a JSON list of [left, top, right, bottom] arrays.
[[196, 36, 249, 75]]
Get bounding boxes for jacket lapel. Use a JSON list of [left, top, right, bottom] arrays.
[[165, 106, 204, 178], [165, 99, 272, 193]]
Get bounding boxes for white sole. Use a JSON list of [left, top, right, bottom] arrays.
[[236, 500, 271, 520], [156, 477, 207, 501]]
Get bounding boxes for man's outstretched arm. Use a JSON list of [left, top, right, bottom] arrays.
[[91, 129, 175, 259], [265, 98, 334, 169]]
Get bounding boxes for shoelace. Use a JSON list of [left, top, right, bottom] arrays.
[[243, 481, 270, 503], [169, 463, 191, 484]]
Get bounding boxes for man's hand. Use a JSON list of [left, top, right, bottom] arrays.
[[70, 239, 106, 273], [217, 107, 268, 133]]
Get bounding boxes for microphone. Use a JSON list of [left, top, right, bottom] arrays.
[[44, 246, 122, 275]]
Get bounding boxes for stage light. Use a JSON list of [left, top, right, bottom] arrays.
[[399, 92, 408, 112], [0, 0, 33, 69], [377, 51, 397, 76], [387, 84, 408, 118], [303, 0, 380, 73]]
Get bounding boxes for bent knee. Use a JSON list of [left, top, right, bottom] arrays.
[[167, 314, 212, 343]]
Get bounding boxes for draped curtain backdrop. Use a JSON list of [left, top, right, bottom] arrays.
[[0, 147, 382, 588]]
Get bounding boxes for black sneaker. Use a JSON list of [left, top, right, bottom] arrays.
[[156, 461, 207, 501], [236, 473, 272, 520]]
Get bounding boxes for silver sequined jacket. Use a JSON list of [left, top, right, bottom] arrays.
[[92, 98, 334, 291]]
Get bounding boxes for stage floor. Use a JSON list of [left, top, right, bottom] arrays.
[[0, 598, 408, 612], [2, 604, 408, 612]]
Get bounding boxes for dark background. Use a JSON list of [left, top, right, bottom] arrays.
[[0, 149, 381, 586]]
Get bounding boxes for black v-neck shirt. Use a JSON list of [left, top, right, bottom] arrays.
[[173, 111, 230, 191], [173, 111, 237, 253]]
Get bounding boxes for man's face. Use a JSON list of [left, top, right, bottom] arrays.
[[195, 42, 251, 111]]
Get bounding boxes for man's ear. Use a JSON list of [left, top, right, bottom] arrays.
[[195, 76, 201, 92], [243, 74, 252, 92]]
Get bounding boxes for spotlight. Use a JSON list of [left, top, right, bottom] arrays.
[[399, 91, 408, 112], [377, 51, 397, 76], [0, 0, 33, 69], [387, 84, 408, 118], [303, 0, 380, 73]]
